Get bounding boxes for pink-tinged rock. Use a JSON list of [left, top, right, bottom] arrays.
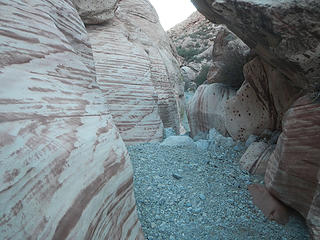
[[244, 57, 300, 129], [248, 184, 290, 225], [265, 94, 320, 239], [240, 142, 274, 176], [0, 1, 143, 239], [87, 0, 184, 144], [187, 83, 236, 137], [73, 0, 119, 24]]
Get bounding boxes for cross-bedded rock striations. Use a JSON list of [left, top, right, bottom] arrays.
[[0, 0, 143, 239], [265, 95, 320, 238], [87, 0, 185, 144], [187, 83, 236, 138]]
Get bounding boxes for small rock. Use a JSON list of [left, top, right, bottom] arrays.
[[150, 222, 156, 228], [172, 173, 182, 180], [159, 222, 167, 232], [199, 194, 206, 200]]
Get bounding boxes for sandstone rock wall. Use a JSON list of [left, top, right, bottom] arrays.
[[192, 0, 320, 237], [265, 95, 320, 238], [0, 0, 143, 239], [88, 0, 185, 144]]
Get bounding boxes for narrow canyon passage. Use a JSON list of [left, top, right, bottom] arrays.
[[127, 132, 310, 240]]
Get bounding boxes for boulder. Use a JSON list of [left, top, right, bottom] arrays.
[[87, 0, 184, 144], [265, 94, 320, 238], [192, 0, 320, 89], [181, 66, 197, 82], [240, 142, 274, 176], [225, 81, 274, 141], [0, 1, 143, 239], [181, 66, 197, 90], [187, 83, 236, 137], [73, 0, 119, 24], [225, 56, 300, 141], [244, 57, 301, 129], [207, 25, 249, 88], [248, 184, 290, 225]]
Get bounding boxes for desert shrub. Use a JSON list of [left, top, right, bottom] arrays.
[[195, 64, 210, 86], [176, 47, 205, 63]]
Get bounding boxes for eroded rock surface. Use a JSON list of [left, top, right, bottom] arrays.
[[192, 0, 320, 89], [88, 0, 184, 144], [265, 95, 320, 238], [0, 0, 143, 239], [207, 25, 249, 88]]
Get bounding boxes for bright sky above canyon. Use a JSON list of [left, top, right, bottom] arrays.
[[149, 0, 197, 30]]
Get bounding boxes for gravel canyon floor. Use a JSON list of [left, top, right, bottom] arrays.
[[128, 135, 311, 240]]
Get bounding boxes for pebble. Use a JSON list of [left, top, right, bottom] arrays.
[[128, 137, 310, 240], [172, 173, 182, 180], [199, 193, 206, 200]]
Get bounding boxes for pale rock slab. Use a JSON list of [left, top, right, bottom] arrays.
[[265, 95, 320, 239], [0, 0, 143, 239], [187, 83, 236, 137], [240, 142, 274, 176], [72, 0, 119, 24], [87, 0, 184, 144]]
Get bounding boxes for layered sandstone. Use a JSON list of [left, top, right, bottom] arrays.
[[187, 83, 236, 137], [265, 95, 320, 238], [0, 0, 143, 239], [87, 0, 184, 144], [192, 0, 320, 237]]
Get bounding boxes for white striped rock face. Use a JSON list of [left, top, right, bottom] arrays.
[[87, 0, 184, 144], [0, 0, 143, 239]]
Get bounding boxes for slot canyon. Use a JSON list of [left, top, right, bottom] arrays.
[[0, 0, 319, 239]]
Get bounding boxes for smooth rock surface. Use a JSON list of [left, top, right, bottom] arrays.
[[187, 83, 236, 137], [0, 1, 143, 239], [248, 184, 290, 225], [265, 94, 320, 239], [88, 0, 184, 144]]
